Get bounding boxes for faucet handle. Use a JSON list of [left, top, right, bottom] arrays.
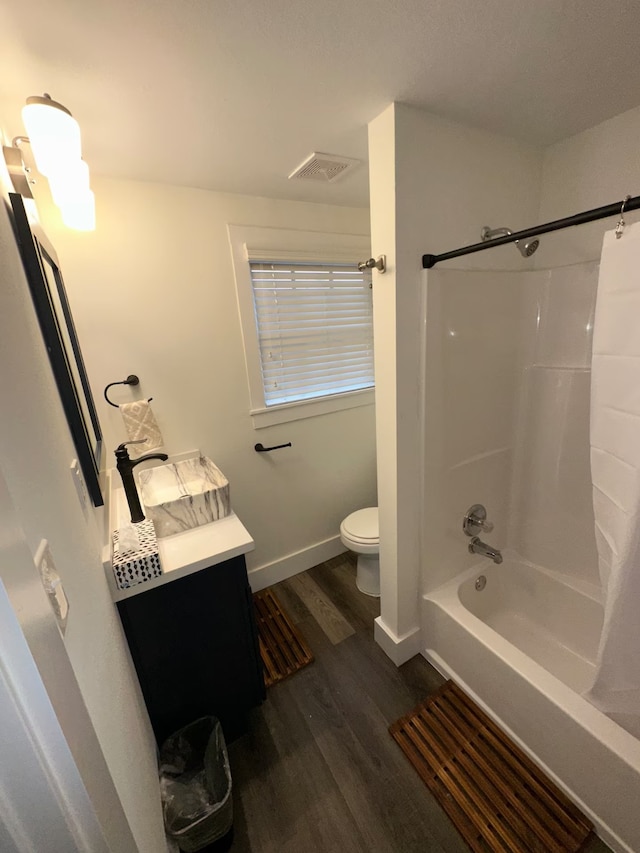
[[116, 439, 148, 453], [463, 504, 494, 537]]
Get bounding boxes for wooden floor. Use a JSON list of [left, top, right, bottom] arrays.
[[227, 554, 612, 853]]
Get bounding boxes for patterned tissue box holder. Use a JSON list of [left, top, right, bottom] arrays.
[[112, 520, 162, 590]]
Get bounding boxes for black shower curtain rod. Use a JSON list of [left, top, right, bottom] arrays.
[[422, 194, 640, 269]]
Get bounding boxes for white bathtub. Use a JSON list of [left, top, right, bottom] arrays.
[[422, 553, 640, 853]]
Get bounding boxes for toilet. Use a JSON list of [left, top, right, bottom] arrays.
[[339, 507, 380, 597]]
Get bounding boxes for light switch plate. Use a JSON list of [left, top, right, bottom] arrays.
[[34, 539, 69, 635], [70, 458, 88, 511]]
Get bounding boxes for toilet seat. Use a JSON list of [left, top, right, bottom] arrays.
[[339, 507, 380, 597], [340, 508, 379, 553]]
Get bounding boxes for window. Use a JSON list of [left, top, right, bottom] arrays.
[[229, 226, 375, 427], [249, 260, 373, 407]]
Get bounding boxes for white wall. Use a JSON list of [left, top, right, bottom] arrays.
[[536, 103, 640, 267], [37, 179, 377, 586], [368, 104, 406, 660], [368, 103, 542, 654], [0, 489, 111, 853], [0, 169, 165, 849]]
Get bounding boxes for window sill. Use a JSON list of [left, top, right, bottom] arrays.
[[250, 388, 375, 429]]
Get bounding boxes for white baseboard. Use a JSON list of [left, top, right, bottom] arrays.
[[247, 535, 347, 592], [374, 617, 422, 666]]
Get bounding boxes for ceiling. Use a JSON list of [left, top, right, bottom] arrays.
[[2, 0, 640, 207]]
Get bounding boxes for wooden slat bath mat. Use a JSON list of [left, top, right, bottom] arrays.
[[253, 589, 314, 687], [389, 681, 594, 853]]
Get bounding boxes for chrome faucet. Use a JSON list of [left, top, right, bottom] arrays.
[[463, 504, 503, 564], [115, 440, 168, 523], [468, 536, 503, 564]]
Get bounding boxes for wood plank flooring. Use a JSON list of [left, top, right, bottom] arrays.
[[286, 571, 355, 645], [227, 554, 613, 853]]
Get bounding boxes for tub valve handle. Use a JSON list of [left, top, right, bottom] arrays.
[[463, 504, 494, 537]]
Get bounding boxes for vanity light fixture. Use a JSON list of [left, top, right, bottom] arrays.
[[1, 143, 39, 224], [2, 142, 34, 199], [2, 93, 96, 231]]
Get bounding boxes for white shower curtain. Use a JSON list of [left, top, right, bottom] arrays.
[[586, 220, 640, 733]]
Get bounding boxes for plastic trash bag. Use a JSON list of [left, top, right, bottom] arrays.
[[159, 717, 232, 852]]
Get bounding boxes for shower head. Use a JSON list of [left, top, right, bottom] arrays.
[[516, 237, 539, 257], [480, 226, 540, 257]]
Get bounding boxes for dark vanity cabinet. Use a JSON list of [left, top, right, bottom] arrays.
[[117, 555, 265, 745]]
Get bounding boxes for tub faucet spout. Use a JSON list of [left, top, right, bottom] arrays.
[[468, 536, 503, 564]]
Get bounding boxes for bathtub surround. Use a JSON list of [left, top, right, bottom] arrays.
[[586, 222, 640, 735], [420, 258, 639, 847], [421, 261, 600, 593], [422, 269, 524, 593], [510, 262, 600, 586]]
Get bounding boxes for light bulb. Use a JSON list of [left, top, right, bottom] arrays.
[[48, 159, 90, 207], [60, 189, 96, 231], [22, 95, 81, 178]]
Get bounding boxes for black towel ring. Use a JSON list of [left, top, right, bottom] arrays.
[[104, 374, 153, 408]]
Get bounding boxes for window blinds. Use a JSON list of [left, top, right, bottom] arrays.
[[249, 261, 374, 407]]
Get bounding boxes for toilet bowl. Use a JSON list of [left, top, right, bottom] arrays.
[[340, 507, 380, 597]]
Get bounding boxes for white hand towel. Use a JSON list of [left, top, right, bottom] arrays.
[[119, 400, 165, 459]]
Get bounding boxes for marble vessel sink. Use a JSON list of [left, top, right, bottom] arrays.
[[138, 456, 230, 538]]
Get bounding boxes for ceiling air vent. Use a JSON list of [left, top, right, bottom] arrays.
[[288, 152, 360, 183]]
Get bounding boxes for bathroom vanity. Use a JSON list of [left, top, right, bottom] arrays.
[[104, 479, 265, 745]]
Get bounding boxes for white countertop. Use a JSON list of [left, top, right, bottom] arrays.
[[103, 465, 254, 602]]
